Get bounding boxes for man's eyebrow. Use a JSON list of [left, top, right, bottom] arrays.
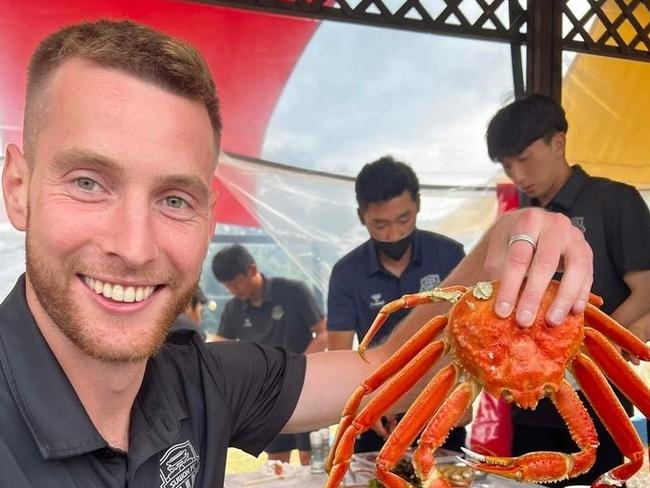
[[154, 174, 211, 203], [51, 149, 125, 175], [371, 210, 411, 224]]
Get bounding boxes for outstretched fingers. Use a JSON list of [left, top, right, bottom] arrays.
[[489, 209, 593, 327], [529, 216, 592, 326]]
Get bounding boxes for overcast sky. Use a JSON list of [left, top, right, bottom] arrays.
[[261, 19, 517, 186]]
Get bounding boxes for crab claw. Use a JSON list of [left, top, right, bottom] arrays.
[[460, 447, 510, 468], [459, 447, 574, 483]]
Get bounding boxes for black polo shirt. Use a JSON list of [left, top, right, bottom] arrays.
[[218, 276, 323, 353], [515, 165, 650, 425], [526, 165, 650, 314], [0, 275, 306, 488]]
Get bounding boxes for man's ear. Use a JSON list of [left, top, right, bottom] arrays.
[[357, 207, 366, 225], [2, 144, 30, 231], [552, 132, 566, 157], [415, 193, 421, 213]]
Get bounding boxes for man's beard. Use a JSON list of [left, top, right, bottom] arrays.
[[25, 232, 195, 362]]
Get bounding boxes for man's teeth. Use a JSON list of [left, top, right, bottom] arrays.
[[84, 277, 155, 303]]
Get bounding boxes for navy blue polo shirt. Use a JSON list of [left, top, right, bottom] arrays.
[[0, 275, 305, 487], [328, 229, 465, 345]]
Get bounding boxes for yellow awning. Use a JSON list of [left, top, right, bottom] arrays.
[[563, 1, 650, 188]]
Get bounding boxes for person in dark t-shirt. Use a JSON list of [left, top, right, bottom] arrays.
[[486, 93, 650, 486], [213, 243, 327, 464]]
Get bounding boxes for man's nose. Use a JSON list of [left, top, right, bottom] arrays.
[[384, 224, 404, 242], [100, 197, 159, 267], [509, 164, 525, 186]]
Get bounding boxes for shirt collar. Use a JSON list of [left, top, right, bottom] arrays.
[[411, 229, 423, 265], [262, 274, 275, 301], [531, 165, 588, 211], [0, 275, 106, 460], [363, 239, 382, 275], [0, 275, 187, 461], [242, 274, 273, 310]]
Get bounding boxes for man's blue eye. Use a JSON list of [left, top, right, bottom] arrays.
[[76, 177, 97, 191], [166, 196, 187, 209]]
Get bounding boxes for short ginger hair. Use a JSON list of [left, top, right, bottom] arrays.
[[24, 19, 222, 155]]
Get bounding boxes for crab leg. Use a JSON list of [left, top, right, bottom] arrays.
[[573, 353, 644, 485], [373, 364, 461, 488], [584, 327, 650, 486], [588, 292, 604, 307], [358, 286, 467, 357], [462, 380, 598, 483], [582, 328, 650, 418], [325, 341, 452, 488], [413, 379, 479, 488], [326, 315, 448, 472], [584, 304, 650, 361]]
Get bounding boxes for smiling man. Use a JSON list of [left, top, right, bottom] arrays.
[[0, 20, 594, 488]]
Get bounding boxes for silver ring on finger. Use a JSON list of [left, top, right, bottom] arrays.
[[508, 233, 537, 251]]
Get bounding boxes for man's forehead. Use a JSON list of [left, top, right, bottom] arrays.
[[35, 58, 216, 160], [500, 138, 543, 162], [44, 58, 213, 130], [48, 58, 171, 105], [364, 204, 416, 223]]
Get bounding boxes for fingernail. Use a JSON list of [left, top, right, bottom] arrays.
[[495, 301, 512, 317], [516, 309, 534, 327], [547, 308, 564, 326]]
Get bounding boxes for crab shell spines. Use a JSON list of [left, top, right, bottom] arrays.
[[446, 281, 584, 409]]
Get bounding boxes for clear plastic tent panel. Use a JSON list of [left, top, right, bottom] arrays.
[[215, 153, 500, 298]]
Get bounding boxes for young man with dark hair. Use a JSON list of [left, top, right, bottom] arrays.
[[0, 19, 594, 487], [327, 155, 467, 452], [212, 243, 256, 282], [486, 93, 650, 486], [212, 243, 327, 464]]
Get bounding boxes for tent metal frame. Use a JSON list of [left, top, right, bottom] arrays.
[[191, 0, 650, 100]]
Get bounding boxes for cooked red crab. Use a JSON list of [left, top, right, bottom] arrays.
[[325, 281, 650, 488]]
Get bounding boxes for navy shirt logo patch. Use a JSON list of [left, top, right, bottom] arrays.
[[571, 216, 586, 233], [369, 293, 385, 308], [271, 305, 285, 320], [243, 318, 253, 328], [159, 440, 200, 488], [419, 274, 441, 292]]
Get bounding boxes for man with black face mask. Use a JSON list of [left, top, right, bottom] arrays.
[[327, 155, 466, 453]]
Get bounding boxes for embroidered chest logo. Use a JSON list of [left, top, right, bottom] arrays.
[[271, 305, 285, 320], [159, 440, 200, 488], [369, 293, 385, 308], [242, 318, 253, 328], [571, 216, 586, 233], [419, 274, 441, 292]]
